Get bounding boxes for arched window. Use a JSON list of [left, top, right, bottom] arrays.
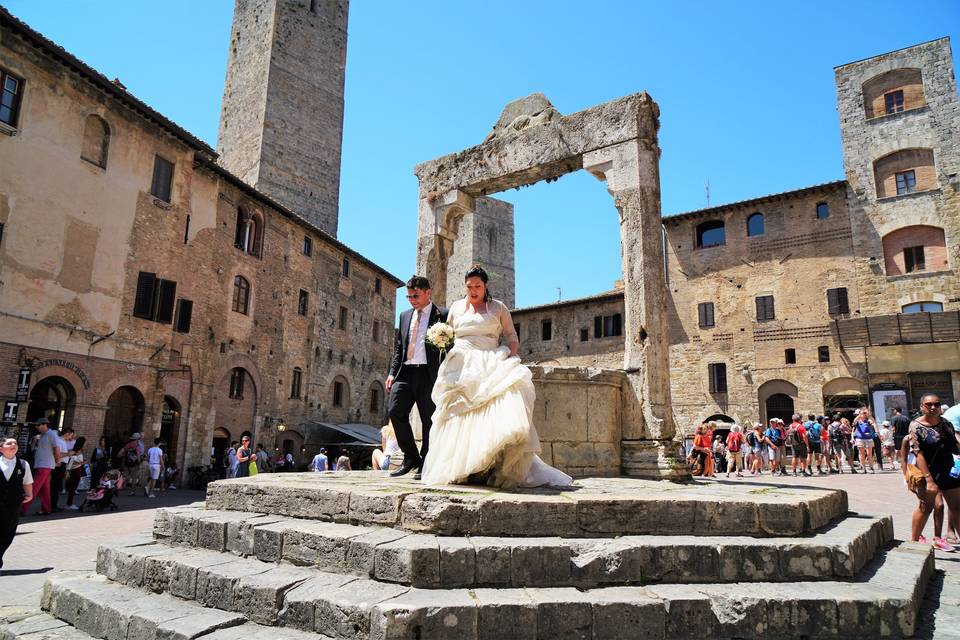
[[816, 202, 829, 219], [232, 275, 250, 314], [369, 383, 383, 413], [332, 376, 350, 408], [80, 114, 110, 168], [228, 368, 247, 399], [695, 220, 725, 248], [902, 301, 943, 314], [234, 208, 262, 257], [881, 225, 947, 276], [746, 213, 764, 237], [862, 68, 925, 119], [873, 148, 936, 198]]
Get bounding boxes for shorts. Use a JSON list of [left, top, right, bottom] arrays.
[[808, 441, 821, 454], [148, 463, 162, 480], [767, 446, 781, 461], [379, 454, 392, 471], [855, 439, 874, 450], [793, 444, 808, 459]]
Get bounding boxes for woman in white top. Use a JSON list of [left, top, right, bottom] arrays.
[[373, 422, 401, 471], [422, 266, 572, 489]]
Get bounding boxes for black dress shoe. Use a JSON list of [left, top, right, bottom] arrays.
[[414, 471, 422, 481], [390, 462, 419, 477]]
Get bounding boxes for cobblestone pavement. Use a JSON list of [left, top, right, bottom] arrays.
[[2, 487, 205, 607], [3, 470, 959, 638]]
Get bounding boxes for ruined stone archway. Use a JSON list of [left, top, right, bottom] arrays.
[[413, 92, 683, 479]]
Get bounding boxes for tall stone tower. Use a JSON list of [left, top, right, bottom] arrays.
[[444, 197, 516, 309], [217, 0, 348, 236]]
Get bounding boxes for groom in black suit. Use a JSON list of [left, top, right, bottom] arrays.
[[386, 275, 448, 479]]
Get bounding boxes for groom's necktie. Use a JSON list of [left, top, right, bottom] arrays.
[[406, 309, 421, 362]]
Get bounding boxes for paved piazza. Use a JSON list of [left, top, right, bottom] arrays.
[[2, 472, 959, 639]]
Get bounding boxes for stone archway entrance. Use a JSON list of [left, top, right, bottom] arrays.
[[413, 92, 681, 479], [765, 394, 795, 425], [27, 376, 76, 429], [103, 386, 145, 446], [160, 396, 181, 462]]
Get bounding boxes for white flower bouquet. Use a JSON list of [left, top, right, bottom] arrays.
[[425, 322, 455, 354]]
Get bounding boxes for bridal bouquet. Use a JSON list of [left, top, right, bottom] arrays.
[[426, 322, 455, 354]]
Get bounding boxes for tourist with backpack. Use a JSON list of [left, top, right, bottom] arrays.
[[119, 433, 144, 495], [764, 419, 784, 475], [805, 414, 825, 474], [788, 414, 811, 477], [854, 409, 879, 473], [725, 425, 745, 478]]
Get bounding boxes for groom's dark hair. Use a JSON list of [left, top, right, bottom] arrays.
[[406, 275, 431, 290]]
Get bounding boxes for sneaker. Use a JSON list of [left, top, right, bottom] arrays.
[[933, 538, 956, 552], [66, 505, 79, 511], [148, 494, 157, 499], [917, 535, 928, 544], [168, 485, 176, 490]]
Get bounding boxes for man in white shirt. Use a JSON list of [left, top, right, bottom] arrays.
[[145, 438, 164, 498], [2, 437, 33, 571], [311, 448, 328, 472], [50, 427, 75, 512]]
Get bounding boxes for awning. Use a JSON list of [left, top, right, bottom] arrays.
[[303, 421, 381, 447]]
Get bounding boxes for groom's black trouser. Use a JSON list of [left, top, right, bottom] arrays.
[[388, 365, 435, 468]]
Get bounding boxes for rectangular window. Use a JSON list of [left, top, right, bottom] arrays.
[[0, 70, 24, 128], [369, 387, 380, 412], [339, 306, 348, 330], [755, 295, 775, 321], [173, 299, 193, 333], [373, 320, 380, 342], [150, 155, 174, 202], [904, 246, 926, 273], [818, 346, 831, 363], [374, 277, 382, 294], [708, 363, 727, 394], [816, 202, 829, 219], [229, 369, 244, 399], [884, 90, 904, 114], [290, 369, 302, 399], [580, 328, 589, 342], [333, 381, 344, 407], [303, 236, 313, 257], [698, 302, 715, 328], [298, 289, 309, 316], [341, 258, 350, 277], [827, 287, 849, 315], [541, 319, 552, 341], [895, 170, 916, 195], [0, 221, 4, 247], [133, 271, 176, 323], [594, 314, 623, 338], [785, 348, 796, 365]]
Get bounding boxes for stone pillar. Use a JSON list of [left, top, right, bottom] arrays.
[[415, 189, 475, 307], [583, 137, 688, 480]]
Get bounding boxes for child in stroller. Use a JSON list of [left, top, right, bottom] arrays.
[[80, 468, 124, 512]]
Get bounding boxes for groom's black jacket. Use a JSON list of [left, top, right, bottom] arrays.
[[389, 303, 449, 380]]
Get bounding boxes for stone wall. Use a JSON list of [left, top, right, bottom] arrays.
[[217, 0, 348, 236], [528, 366, 624, 477], [0, 16, 398, 471], [444, 196, 516, 309]]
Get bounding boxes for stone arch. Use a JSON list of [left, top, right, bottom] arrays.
[[896, 291, 948, 309], [367, 379, 385, 423], [758, 379, 798, 425], [234, 206, 264, 257], [26, 375, 77, 429], [221, 354, 263, 398], [80, 113, 110, 168], [823, 377, 868, 416], [873, 148, 937, 198], [881, 225, 948, 275], [746, 212, 764, 237], [862, 67, 924, 119], [103, 385, 146, 446], [29, 363, 90, 405], [159, 395, 183, 462]]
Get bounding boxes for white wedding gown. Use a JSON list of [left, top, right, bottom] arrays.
[[421, 298, 573, 488]]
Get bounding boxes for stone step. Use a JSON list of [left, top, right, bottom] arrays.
[[92, 537, 934, 639], [39, 573, 330, 640], [153, 504, 894, 588], [203, 472, 848, 537], [0, 609, 95, 640]]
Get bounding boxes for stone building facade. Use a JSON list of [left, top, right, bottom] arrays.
[[0, 6, 400, 470], [507, 38, 960, 435]]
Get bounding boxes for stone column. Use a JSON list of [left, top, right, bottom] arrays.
[[583, 135, 688, 480], [415, 189, 475, 307]]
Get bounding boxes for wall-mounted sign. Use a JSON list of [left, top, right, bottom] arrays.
[[3, 401, 18, 422], [15, 368, 30, 401]]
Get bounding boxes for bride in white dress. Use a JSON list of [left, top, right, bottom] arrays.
[[422, 266, 573, 488]]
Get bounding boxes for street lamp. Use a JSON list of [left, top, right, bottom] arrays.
[[276, 420, 286, 432]]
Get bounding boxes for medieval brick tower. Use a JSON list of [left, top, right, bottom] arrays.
[[217, 0, 348, 236]]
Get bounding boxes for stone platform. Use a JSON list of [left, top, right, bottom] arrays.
[[1, 473, 934, 639]]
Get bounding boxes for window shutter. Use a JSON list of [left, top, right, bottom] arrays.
[[133, 272, 156, 319], [827, 289, 839, 315], [612, 314, 622, 336], [837, 288, 848, 314], [698, 304, 706, 327], [594, 316, 602, 338], [155, 279, 177, 323], [174, 299, 193, 333], [234, 209, 245, 247], [755, 297, 763, 321]]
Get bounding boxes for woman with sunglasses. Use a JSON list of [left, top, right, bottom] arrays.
[[910, 394, 960, 552]]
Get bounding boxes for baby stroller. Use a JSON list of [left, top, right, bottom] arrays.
[[80, 469, 124, 512]]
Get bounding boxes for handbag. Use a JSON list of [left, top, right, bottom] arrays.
[[904, 463, 925, 493]]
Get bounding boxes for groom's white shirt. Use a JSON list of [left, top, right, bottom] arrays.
[[405, 302, 433, 365]]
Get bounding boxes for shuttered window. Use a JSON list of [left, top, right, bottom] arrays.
[[174, 299, 193, 333], [708, 363, 727, 394], [698, 302, 715, 328], [594, 314, 623, 338], [133, 271, 176, 323], [755, 295, 775, 321], [133, 272, 157, 319], [904, 246, 925, 273], [155, 280, 177, 323], [150, 155, 174, 202], [826, 287, 849, 315]]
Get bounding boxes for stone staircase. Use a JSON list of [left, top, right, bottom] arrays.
[[1, 472, 935, 639]]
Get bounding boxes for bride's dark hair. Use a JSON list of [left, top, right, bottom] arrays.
[[465, 265, 492, 302]]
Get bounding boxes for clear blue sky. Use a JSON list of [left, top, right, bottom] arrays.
[[6, 1, 958, 310]]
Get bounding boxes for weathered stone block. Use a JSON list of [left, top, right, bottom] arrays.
[[472, 589, 537, 640], [589, 587, 666, 639], [438, 536, 476, 588], [525, 587, 593, 639], [315, 580, 409, 639], [370, 589, 478, 640], [374, 534, 440, 587], [345, 527, 410, 576]]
